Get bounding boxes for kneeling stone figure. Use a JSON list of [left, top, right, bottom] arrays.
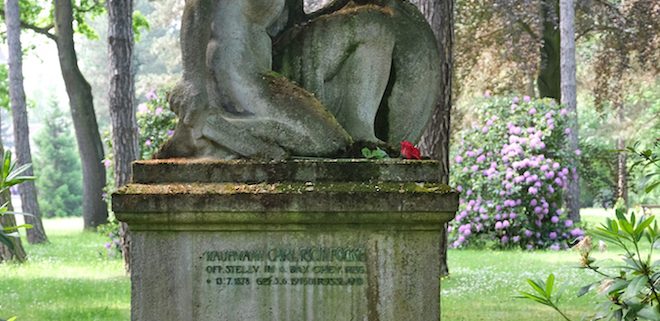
[[156, 0, 441, 160]]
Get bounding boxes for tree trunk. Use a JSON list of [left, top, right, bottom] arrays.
[[560, 0, 581, 221], [415, 0, 454, 277], [5, 0, 48, 244], [108, 0, 138, 272], [538, 0, 561, 101], [54, 0, 108, 229], [0, 117, 26, 263], [616, 104, 627, 207]]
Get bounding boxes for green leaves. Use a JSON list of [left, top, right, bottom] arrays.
[[637, 306, 660, 320], [518, 274, 555, 305], [361, 147, 389, 160], [521, 207, 660, 321], [0, 150, 35, 256], [591, 209, 656, 247], [627, 143, 660, 194], [0, 150, 34, 194], [132, 10, 150, 42], [517, 274, 572, 321]]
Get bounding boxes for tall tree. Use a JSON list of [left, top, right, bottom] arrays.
[[414, 0, 454, 276], [108, 0, 138, 271], [0, 0, 108, 228], [615, 103, 627, 206], [590, 0, 659, 208], [538, 0, 560, 101], [54, 0, 108, 228], [560, 0, 580, 221], [0, 0, 108, 229], [4, 0, 48, 243]]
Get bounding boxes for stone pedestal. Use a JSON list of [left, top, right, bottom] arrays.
[[113, 159, 457, 321]]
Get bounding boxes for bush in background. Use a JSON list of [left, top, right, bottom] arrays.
[[136, 89, 177, 159], [450, 96, 582, 249], [34, 106, 83, 217], [100, 88, 176, 257]]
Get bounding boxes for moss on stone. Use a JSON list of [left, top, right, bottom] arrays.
[[117, 181, 453, 196]]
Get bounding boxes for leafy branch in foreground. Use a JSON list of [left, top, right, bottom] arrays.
[[0, 150, 35, 255], [516, 273, 572, 321], [626, 141, 660, 194], [518, 209, 660, 320]]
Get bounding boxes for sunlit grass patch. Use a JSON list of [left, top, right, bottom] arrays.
[[0, 218, 129, 321]]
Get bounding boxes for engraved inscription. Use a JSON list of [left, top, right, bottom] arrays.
[[203, 247, 367, 287]]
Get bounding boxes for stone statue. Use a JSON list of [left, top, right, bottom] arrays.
[[155, 0, 441, 160]]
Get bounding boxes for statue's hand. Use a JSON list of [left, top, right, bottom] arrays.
[[168, 82, 207, 130]]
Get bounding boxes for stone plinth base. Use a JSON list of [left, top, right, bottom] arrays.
[[113, 159, 457, 321]]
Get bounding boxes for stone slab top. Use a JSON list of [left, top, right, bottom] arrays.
[[114, 159, 458, 230], [113, 181, 457, 214], [131, 158, 444, 184]]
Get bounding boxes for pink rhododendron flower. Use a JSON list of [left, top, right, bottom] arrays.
[[137, 103, 148, 114]]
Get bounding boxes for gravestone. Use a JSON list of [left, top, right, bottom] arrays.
[[114, 0, 457, 320], [114, 159, 457, 320]]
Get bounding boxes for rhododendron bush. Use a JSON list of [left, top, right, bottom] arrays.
[[450, 96, 583, 250], [137, 89, 177, 159]]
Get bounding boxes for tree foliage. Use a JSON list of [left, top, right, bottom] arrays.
[[34, 105, 83, 217], [0, 0, 105, 41], [454, 0, 659, 100]]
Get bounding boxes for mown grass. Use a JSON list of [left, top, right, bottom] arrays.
[[442, 207, 658, 321], [1, 209, 654, 320], [1, 217, 129, 321]]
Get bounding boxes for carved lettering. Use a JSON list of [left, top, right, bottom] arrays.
[[203, 247, 367, 287]]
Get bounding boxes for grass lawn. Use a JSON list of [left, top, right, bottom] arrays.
[[1, 208, 653, 320], [1, 217, 129, 321]]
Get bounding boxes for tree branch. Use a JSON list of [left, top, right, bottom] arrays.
[[0, 9, 57, 41]]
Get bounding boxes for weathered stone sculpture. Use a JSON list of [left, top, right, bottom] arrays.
[[156, 0, 441, 160]]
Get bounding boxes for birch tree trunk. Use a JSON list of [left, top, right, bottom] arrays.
[[560, 0, 581, 221], [415, 0, 454, 277], [108, 0, 138, 272], [5, 0, 48, 244], [616, 104, 627, 207], [54, 0, 108, 229]]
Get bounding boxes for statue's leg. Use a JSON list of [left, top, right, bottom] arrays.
[[378, 0, 442, 143], [276, 2, 443, 145], [276, 7, 396, 143], [155, 0, 216, 159]]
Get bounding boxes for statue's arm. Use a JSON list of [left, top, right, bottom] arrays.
[[180, 0, 214, 82]]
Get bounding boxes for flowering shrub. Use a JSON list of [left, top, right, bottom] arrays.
[[97, 219, 122, 258], [450, 96, 583, 250], [100, 88, 177, 257], [137, 89, 177, 159]]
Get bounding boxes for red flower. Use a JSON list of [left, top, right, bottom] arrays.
[[400, 141, 421, 160]]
